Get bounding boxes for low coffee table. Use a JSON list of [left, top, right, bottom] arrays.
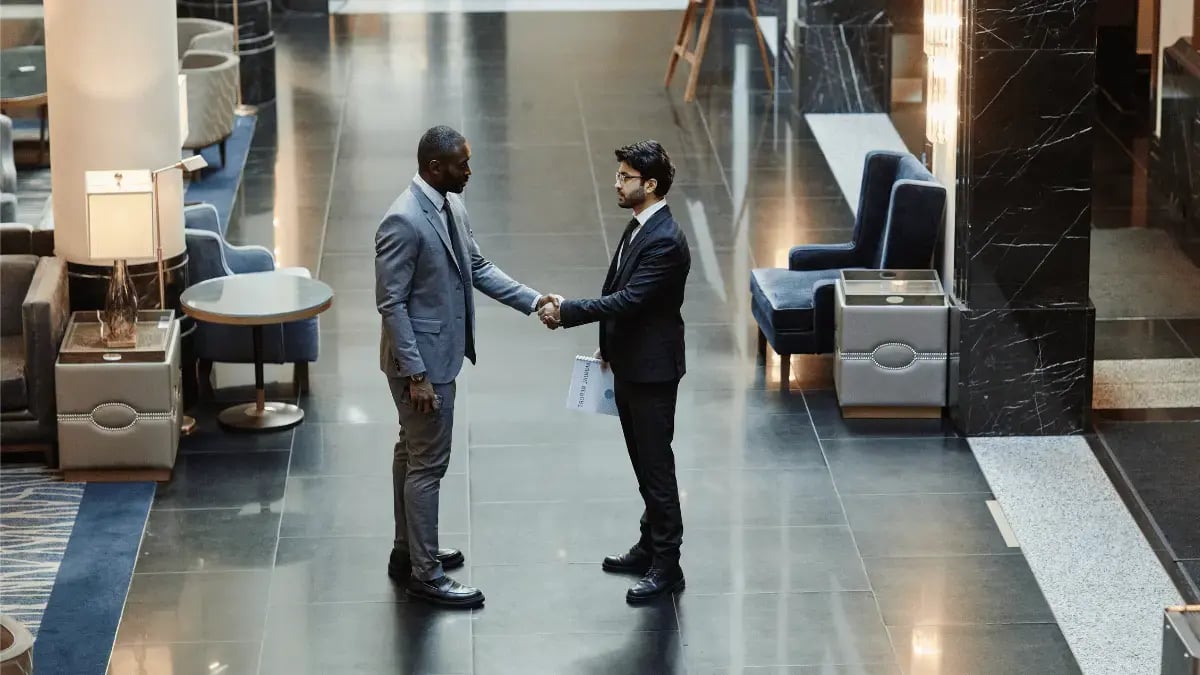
[[0, 46, 49, 165], [181, 271, 333, 431]]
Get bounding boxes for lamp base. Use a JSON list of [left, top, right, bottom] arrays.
[[102, 336, 138, 349]]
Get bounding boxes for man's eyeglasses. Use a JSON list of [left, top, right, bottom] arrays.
[[615, 172, 646, 184]]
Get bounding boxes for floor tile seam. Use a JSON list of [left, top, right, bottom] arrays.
[[177, 447, 294, 455], [254, 399, 300, 675], [470, 499, 636, 506], [288, 470, 467, 479], [275, 533, 463, 541], [107, 479, 158, 672], [879, 619, 1065, 628], [797, 389, 899, 665], [1165, 319, 1200, 358], [834, 491, 996, 498], [469, 629, 682, 638], [171, 447, 291, 456], [683, 523, 857, 532], [572, 78, 612, 260], [150, 506, 276, 513], [311, 69, 351, 281], [857, 552, 1030, 561], [130, 568, 275, 577], [114, 639, 263, 647], [276, 530, 469, 539], [817, 434, 963, 442]]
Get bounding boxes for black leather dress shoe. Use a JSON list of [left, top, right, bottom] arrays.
[[387, 548, 465, 580], [406, 575, 484, 608], [602, 546, 652, 574], [626, 565, 685, 604]]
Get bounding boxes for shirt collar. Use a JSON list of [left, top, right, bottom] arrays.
[[413, 173, 446, 211], [634, 199, 667, 227]]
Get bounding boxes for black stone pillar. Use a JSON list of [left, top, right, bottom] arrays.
[[948, 0, 1098, 435], [791, 0, 891, 112], [1150, 40, 1200, 268]]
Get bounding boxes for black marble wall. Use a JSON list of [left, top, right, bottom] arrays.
[[1150, 39, 1200, 268], [791, 0, 891, 112], [948, 0, 1098, 436]]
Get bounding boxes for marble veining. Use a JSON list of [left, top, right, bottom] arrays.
[[956, 47, 1095, 308], [793, 24, 890, 113], [971, 0, 1097, 50], [949, 305, 1094, 436]]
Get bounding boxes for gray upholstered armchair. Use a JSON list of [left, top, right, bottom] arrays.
[[0, 254, 69, 455], [1, 114, 17, 222], [177, 18, 235, 60], [181, 50, 239, 167]]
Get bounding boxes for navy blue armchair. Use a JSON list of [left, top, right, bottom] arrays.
[[750, 151, 946, 383], [184, 203, 319, 396]]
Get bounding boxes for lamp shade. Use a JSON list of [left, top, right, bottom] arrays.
[[84, 169, 156, 261]]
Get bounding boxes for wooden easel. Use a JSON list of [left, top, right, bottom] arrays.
[[664, 0, 774, 102]]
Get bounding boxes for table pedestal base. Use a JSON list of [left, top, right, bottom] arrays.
[[218, 401, 304, 431]]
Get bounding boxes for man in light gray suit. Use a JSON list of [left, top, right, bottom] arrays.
[[376, 126, 557, 608]]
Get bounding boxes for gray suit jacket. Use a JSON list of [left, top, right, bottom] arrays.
[[375, 180, 539, 384]]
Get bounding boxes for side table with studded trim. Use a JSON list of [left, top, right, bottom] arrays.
[[834, 270, 948, 418], [55, 311, 181, 482]]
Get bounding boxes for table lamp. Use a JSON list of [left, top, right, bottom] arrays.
[[84, 170, 156, 348]]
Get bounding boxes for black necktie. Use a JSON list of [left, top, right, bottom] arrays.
[[617, 217, 638, 267], [443, 203, 475, 360]]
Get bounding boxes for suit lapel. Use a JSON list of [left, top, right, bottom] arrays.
[[612, 206, 669, 286], [410, 180, 462, 275]]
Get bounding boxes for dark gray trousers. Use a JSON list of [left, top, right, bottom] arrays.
[[388, 377, 456, 581]]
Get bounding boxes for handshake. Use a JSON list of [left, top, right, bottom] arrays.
[[535, 294, 565, 330]]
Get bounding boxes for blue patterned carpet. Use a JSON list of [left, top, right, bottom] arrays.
[[0, 465, 85, 637]]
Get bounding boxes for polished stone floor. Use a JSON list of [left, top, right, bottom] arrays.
[[107, 9, 1081, 675]]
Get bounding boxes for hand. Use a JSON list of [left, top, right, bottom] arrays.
[[538, 294, 563, 329], [535, 294, 561, 311], [409, 379, 438, 414], [594, 347, 608, 370]]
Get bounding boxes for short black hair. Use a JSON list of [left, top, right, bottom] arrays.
[[417, 125, 466, 169], [614, 140, 674, 197]]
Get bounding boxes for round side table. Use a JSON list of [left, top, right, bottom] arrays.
[[181, 271, 333, 431]]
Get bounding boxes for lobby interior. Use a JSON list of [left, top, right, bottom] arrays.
[[1, 0, 1199, 674]]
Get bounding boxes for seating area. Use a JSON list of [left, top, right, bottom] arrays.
[[0, 17, 308, 461], [750, 150, 946, 383], [184, 203, 319, 398]]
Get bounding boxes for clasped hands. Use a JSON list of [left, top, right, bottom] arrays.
[[535, 294, 565, 330]]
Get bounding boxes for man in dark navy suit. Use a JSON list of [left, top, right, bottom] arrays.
[[539, 140, 691, 604]]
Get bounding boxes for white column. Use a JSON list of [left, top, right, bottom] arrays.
[[44, 0, 182, 264]]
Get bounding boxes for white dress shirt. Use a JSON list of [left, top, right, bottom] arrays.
[[412, 174, 541, 312], [618, 199, 667, 267]]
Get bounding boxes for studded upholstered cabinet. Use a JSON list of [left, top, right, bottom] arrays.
[[834, 270, 948, 417], [55, 311, 181, 482]]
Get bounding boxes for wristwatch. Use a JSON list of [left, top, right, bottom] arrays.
[[409, 372, 427, 384]]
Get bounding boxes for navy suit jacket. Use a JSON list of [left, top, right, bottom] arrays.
[[559, 204, 690, 383]]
